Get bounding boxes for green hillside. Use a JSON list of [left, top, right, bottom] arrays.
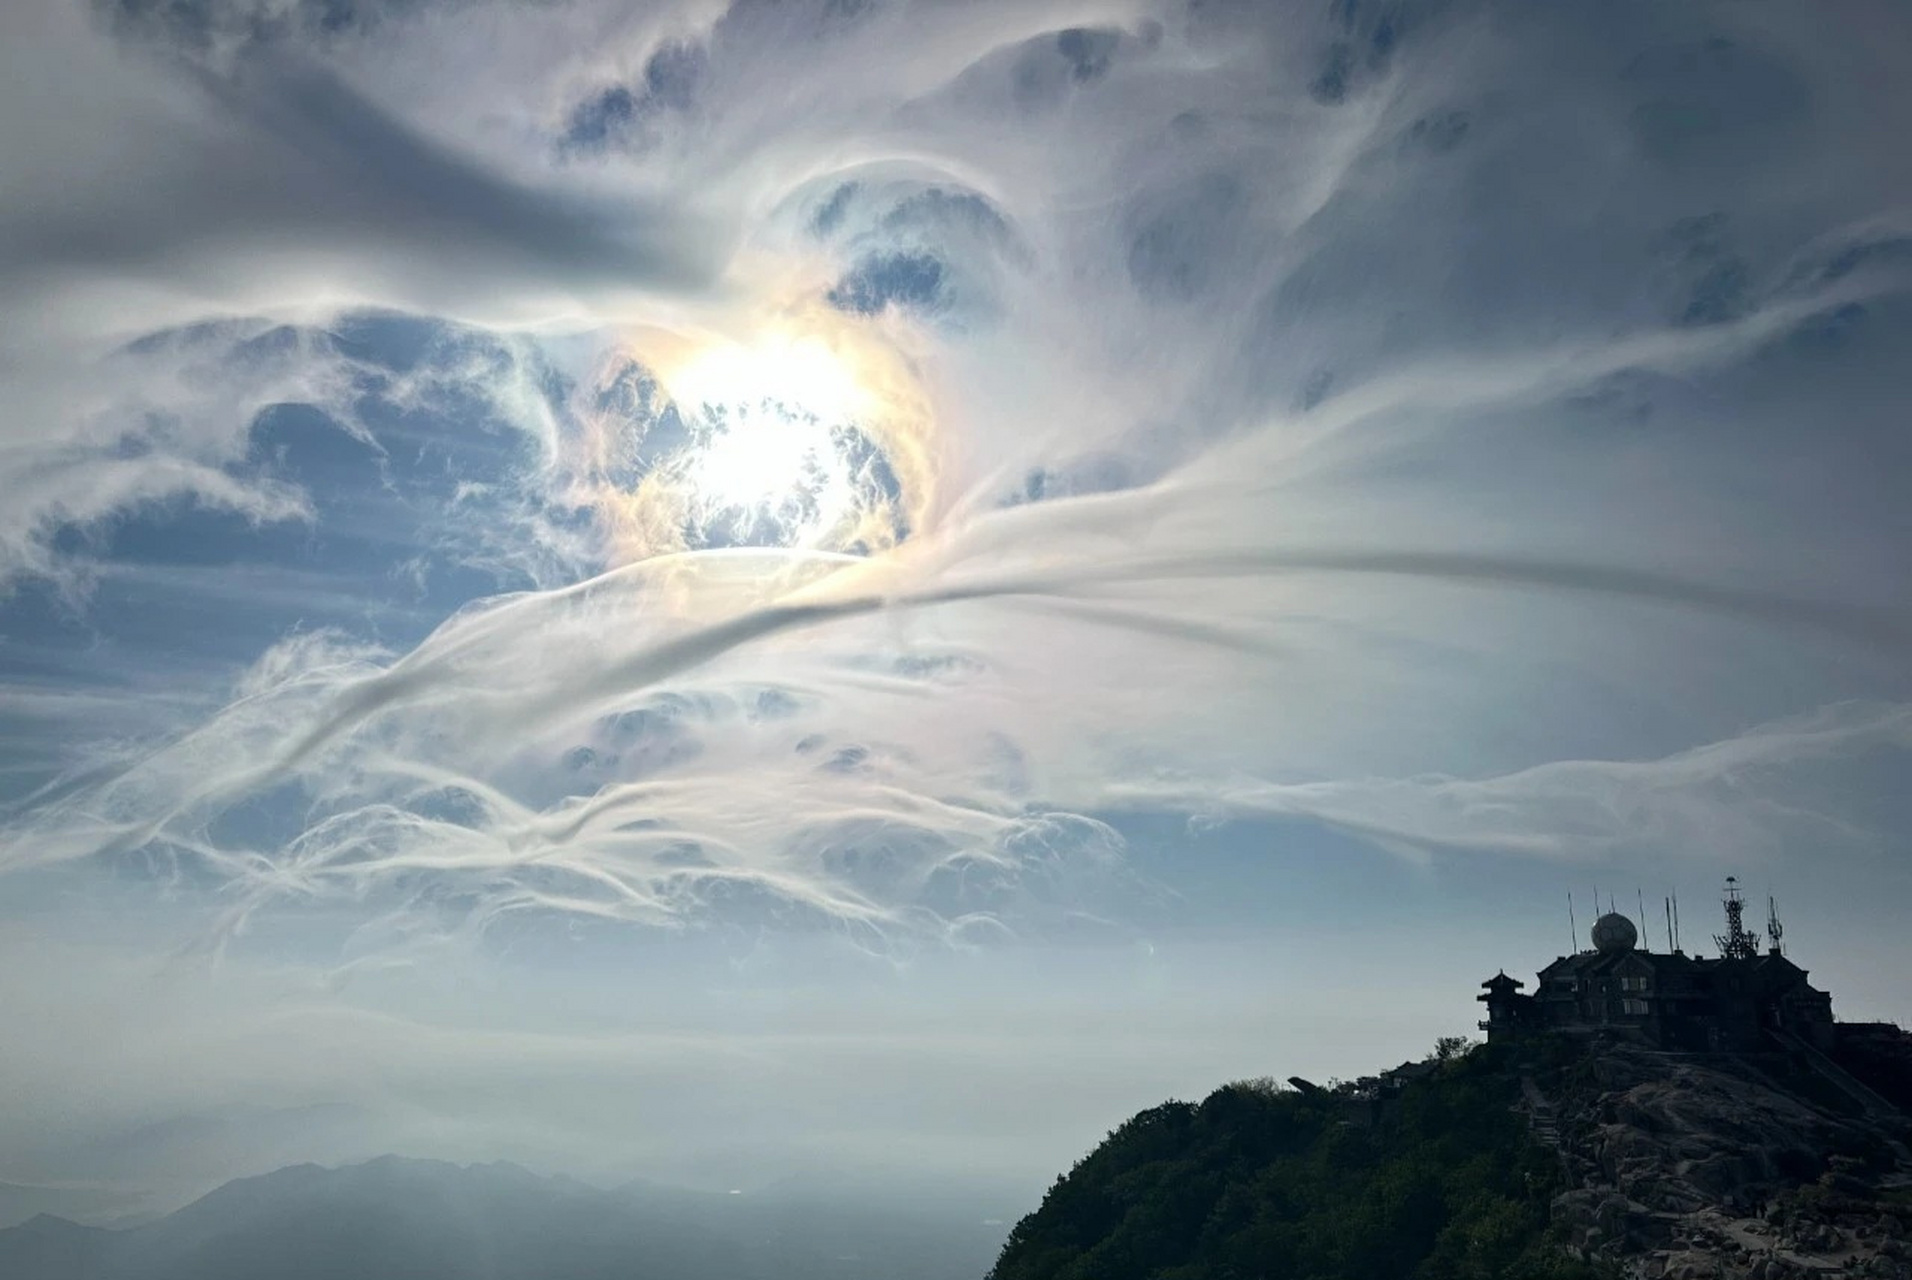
[[988, 1041, 1609, 1280]]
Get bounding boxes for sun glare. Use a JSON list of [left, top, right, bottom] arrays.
[[659, 335, 873, 533], [684, 402, 839, 513], [668, 335, 867, 427]]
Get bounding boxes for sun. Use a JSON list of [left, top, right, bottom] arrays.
[[602, 310, 933, 558], [668, 334, 867, 430], [656, 334, 875, 542], [682, 402, 839, 514]]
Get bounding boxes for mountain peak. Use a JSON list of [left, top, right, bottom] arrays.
[[988, 1026, 1912, 1280]]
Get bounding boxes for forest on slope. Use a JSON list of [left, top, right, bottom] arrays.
[[988, 1038, 1607, 1280]]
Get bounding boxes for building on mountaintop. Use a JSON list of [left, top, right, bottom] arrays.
[[1479, 878, 1834, 1052]]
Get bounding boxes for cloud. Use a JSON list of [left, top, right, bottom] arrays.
[[0, 9, 716, 321], [6, 500, 1904, 952], [5, 0, 1912, 1213], [0, 319, 334, 588], [3, 0, 1911, 997], [1115, 701, 1912, 864]]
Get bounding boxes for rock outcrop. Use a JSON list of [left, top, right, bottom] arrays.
[[1537, 1036, 1912, 1279], [988, 1025, 1912, 1280]]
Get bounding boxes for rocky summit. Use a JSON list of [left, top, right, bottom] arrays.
[[988, 1026, 1912, 1280], [1546, 1034, 1912, 1279]]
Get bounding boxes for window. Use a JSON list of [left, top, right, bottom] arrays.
[[1620, 976, 1650, 992], [1622, 998, 1649, 1016]]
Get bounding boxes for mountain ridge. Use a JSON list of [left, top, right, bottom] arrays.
[[0, 1154, 1017, 1280], [987, 1026, 1912, 1280]]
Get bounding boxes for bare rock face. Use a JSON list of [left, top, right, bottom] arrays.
[[1536, 1040, 1912, 1280]]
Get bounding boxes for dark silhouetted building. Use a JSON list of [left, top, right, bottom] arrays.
[[1479, 880, 1834, 1052]]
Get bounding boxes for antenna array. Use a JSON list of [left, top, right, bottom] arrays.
[[1713, 875, 1762, 961]]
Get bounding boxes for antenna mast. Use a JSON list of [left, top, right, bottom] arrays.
[[1638, 889, 1649, 950], [1568, 892, 1578, 953], [1713, 876, 1762, 960], [1767, 896, 1784, 956]]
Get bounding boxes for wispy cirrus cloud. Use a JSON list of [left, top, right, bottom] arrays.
[[5, 0, 1910, 923], [2, 0, 1911, 1200]]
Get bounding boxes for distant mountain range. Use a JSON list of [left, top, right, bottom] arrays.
[[0, 1183, 150, 1233], [0, 1155, 1020, 1280]]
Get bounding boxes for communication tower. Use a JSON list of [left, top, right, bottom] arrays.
[[1713, 875, 1762, 960]]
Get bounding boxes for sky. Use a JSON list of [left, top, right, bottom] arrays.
[[2, 0, 1911, 1225]]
